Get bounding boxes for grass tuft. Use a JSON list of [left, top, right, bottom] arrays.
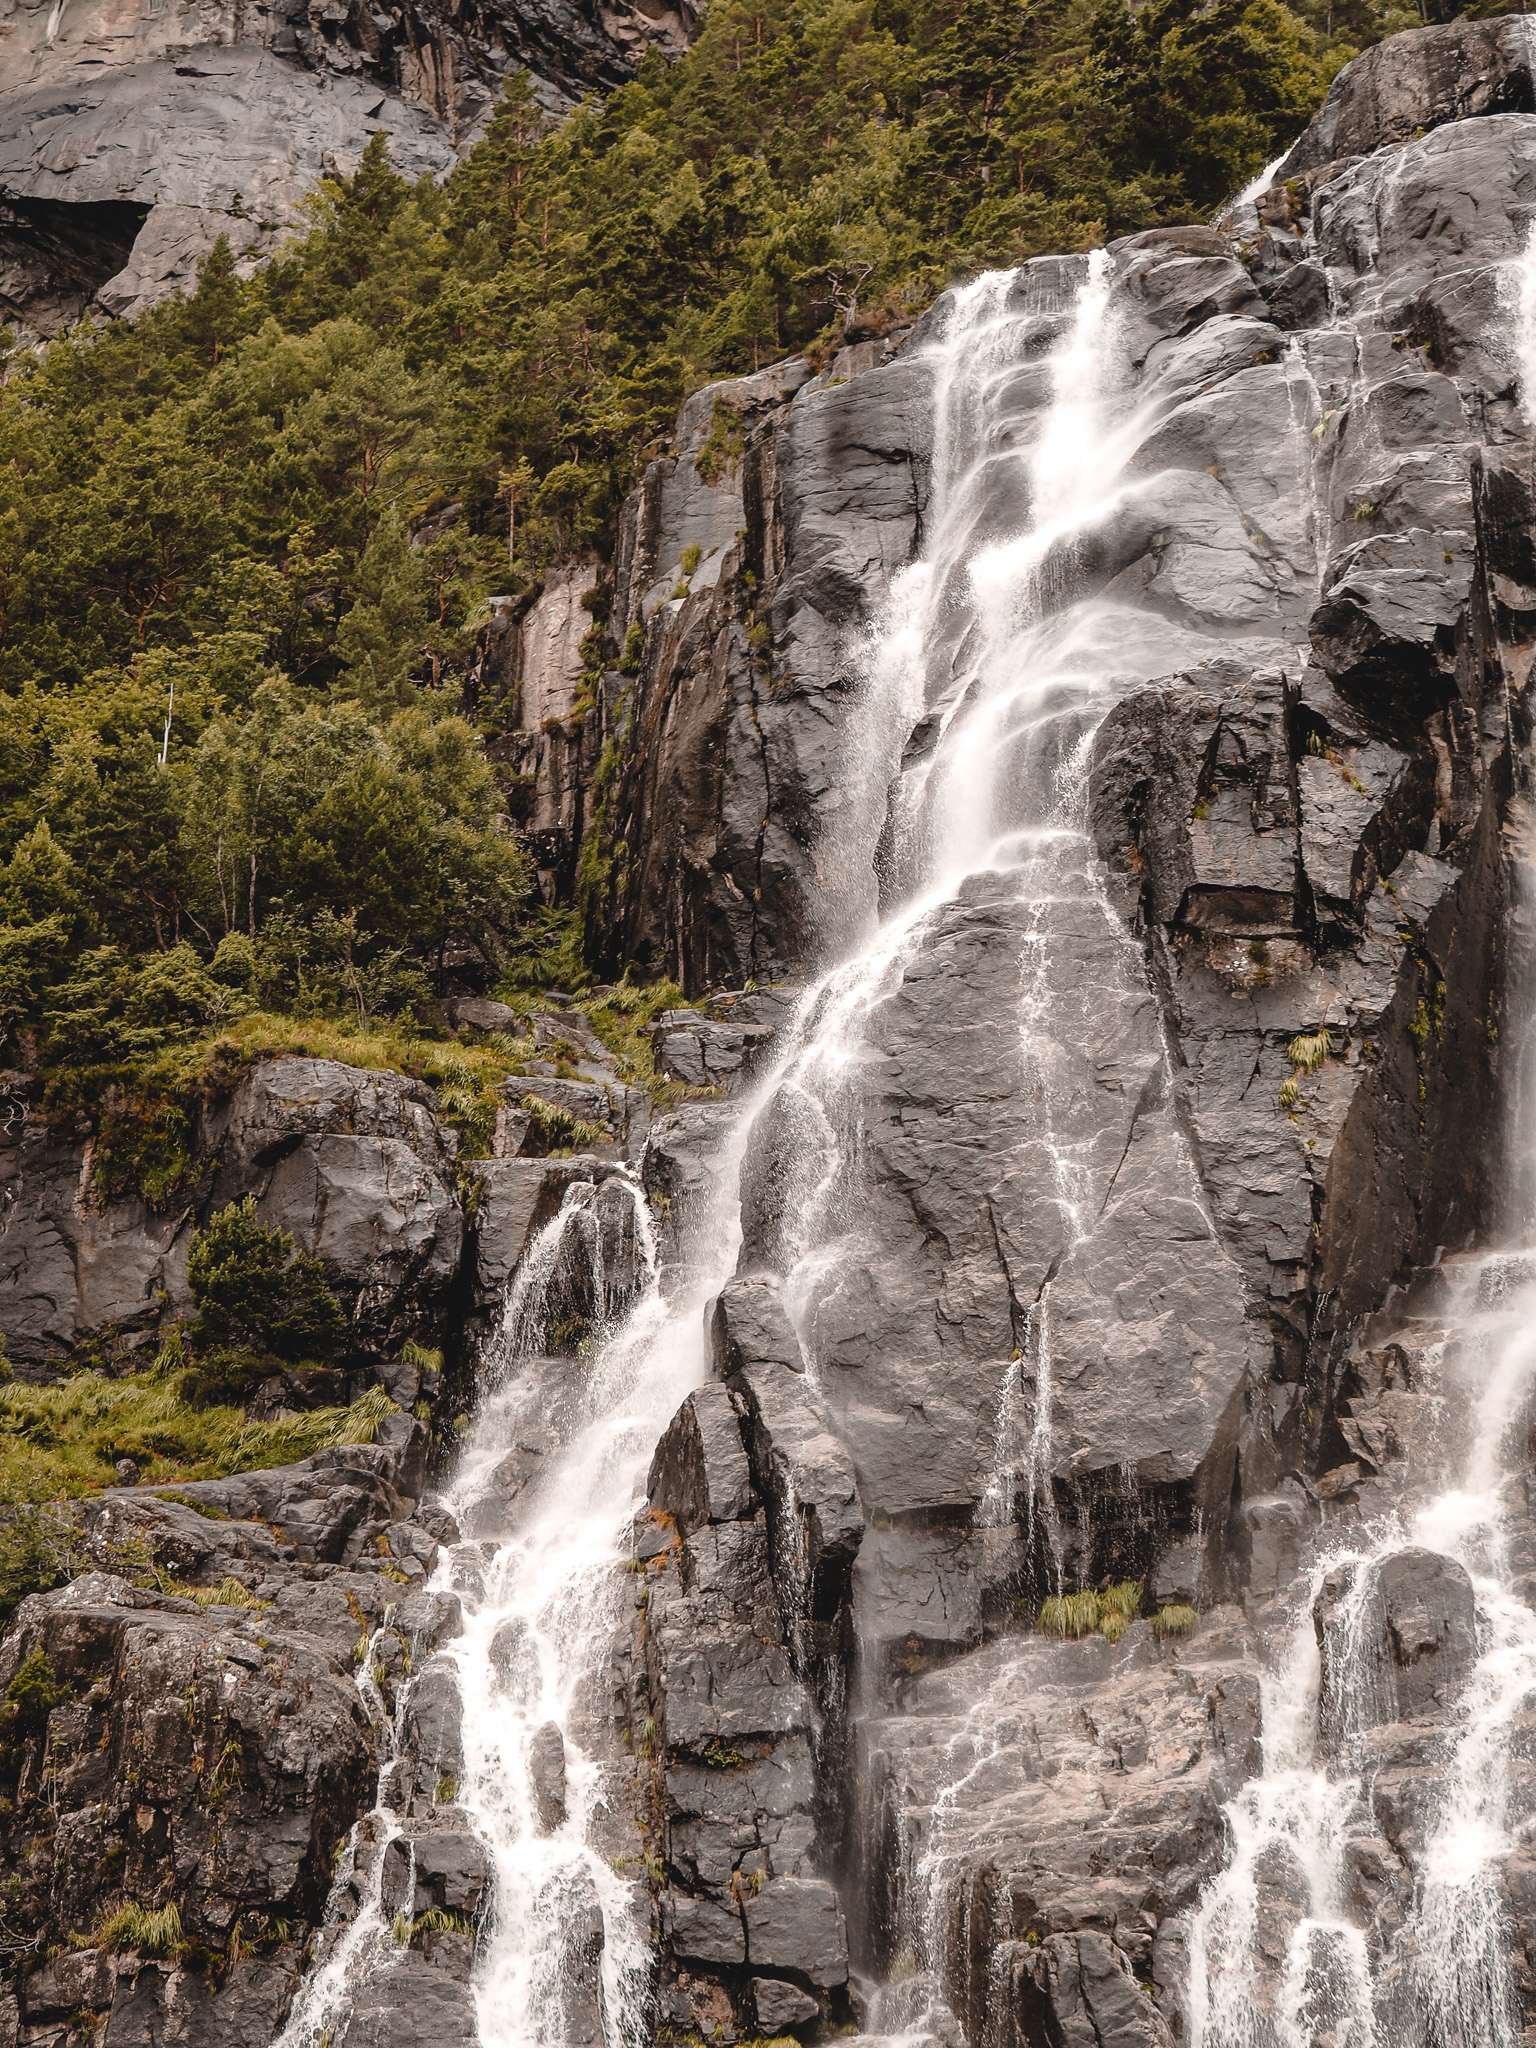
[[1151, 1604, 1200, 1638], [97, 1903, 184, 1958], [1037, 1590, 1102, 1638], [1288, 1029, 1332, 1074]]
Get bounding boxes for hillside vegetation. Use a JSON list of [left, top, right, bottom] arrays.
[[0, 0, 1437, 1096]]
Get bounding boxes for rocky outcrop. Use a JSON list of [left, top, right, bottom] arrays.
[[553, 16, 1536, 2041], [0, 0, 695, 333], [0, 1411, 476, 2048], [0, 1055, 464, 1369]]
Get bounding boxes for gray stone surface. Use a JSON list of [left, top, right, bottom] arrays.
[[0, 0, 696, 333], [647, 1382, 756, 1534]]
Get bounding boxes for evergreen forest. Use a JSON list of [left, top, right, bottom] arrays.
[[0, 0, 1464, 1173]]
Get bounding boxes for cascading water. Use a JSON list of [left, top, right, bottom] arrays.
[[275, 212, 1536, 2048], [274, 1156, 747, 2048], [1186, 223, 1536, 2048], [746, 253, 1256, 2035]]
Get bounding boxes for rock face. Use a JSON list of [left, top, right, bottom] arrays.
[[0, 1055, 464, 1368], [10, 19, 1536, 2048], [0, 0, 694, 333], [0, 1420, 478, 2048]]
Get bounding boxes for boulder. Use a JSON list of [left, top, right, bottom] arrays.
[[742, 1877, 849, 1986], [752, 1977, 821, 2030], [1276, 17, 1536, 184], [528, 1721, 568, 1834]]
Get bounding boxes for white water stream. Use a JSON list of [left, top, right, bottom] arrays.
[[1187, 225, 1536, 2048], [276, 214, 1536, 2048]]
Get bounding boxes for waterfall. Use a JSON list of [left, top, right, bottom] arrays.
[[272, 1154, 747, 2048], [744, 253, 1236, 2035], [1186, 222, 1536, 2048], [275, 225, 1536, 2048]]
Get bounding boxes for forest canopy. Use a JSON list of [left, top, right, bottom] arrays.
[[0, 0, 1447, 1081]]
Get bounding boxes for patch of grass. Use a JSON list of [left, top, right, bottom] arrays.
[[1037, 1581, 1144, 1642], [1151, 1604, 1200, 1638], [150, 1491, 230, 1521], [151, 1572, 269, 1612], [583, 979, 686, 1106], [1037, 1590, 1103, 1639], [1099, 1580, 1143, 1619], [97, 1903, 184, 1959], [0, 1375, 401, 1500], [519, 1094, 608, 1155], [1287, 1030, 1332, 1074], [410, 1908, 476, 1938]]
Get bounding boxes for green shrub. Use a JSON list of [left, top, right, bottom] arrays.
[[0, 1504, 84, 1620], [519, 1094, 607, 1155], [186, 1198, 345, 1361], [2, 1650, 72, 1738]]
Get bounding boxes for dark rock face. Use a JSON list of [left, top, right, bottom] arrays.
[[0, 0, 695, 335], [0, 1055, 463, 1368]]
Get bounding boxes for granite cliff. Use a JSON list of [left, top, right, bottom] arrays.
[[0, 0, 694, 333], [6, 18, 1536, 2048]]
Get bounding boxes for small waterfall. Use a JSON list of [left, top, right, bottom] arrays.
[[1188, 222, 1536, 2048], [274, 1628, 414, 2048], [274, 1152, 749, 2048], [441, 1170, 671, 2048]]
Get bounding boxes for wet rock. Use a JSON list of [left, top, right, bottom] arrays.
[[405, 1830, 491, 1917], [652, 1011, 776, 1090], [648, 1383, 757, 1533], [528, 1720, 568, 1834], [743, 1876, 849, 1987], [1276, 17, 1536, 185], [729, 1362, 863, 1622], [1316, 1547, 1476, 1741], [711, 1274, 806, 1375], [402, 1660, 466, 1780], [664, 1891, 747, 1965], [337, 1947, 476, 2048], [1005, 1930, 1173, 2048], [752, 1976, 821, 2030], [1377, 1547, 1477, 1714]]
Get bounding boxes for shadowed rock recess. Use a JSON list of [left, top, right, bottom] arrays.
[[13, 17, 1536, 2048]]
